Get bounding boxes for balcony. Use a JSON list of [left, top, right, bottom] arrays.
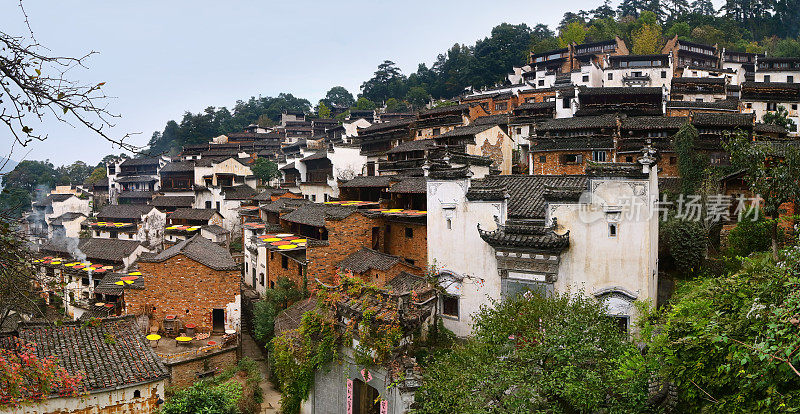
[[303, 170, 332, 184], [623, 73, 652, 85]]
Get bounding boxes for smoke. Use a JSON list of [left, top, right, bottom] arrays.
[[49, 233, 86, 261]]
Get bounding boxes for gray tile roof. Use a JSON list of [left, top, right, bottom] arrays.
[[223, 185, 257, 200], [478, 221, 569, 251], [152, 195, 195, 208], [280, 203, 357, 227], [260, 197, 311, 214], [620, 116, 688, 130], [537, 114, 618, 131], [467, 175, 588, 219], [338, 175, 392, 188], [252, 188, 289, 201], [337, 247, 405, 273], [119, 157, 161, 167], [97, 205, 154, 221], [6, 316, 169, 392], [160, 161, 195, 173], [420, 103, 470, 117], [117, 191, 154, 199], [579, 86, 663, 96], [115, 175, 158, 183], [202, 224, 228, 235], [49, 212, 86, 225], [386, 139, 437, 154], [79, 238, 144, 262], [692, 112, 754, 127], [666, 100, 739, 110], [300, 151, 328, 162], [274, 297, 318, 336], [436, 124, 495, 139], [139, 234, 237, 270], [387, 176, 427, 194], [168, 208, 218, 221], [386, 271, 430, 295]]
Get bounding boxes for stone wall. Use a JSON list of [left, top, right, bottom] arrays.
[[530, 150, 595, 175], [165, 347, 238, 389], [306, 213, 380, 284]]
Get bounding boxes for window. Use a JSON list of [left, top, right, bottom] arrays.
[[110, 231, 118, 239], [539, 155, 546, 163], [442, 294, 459, 318], [608, 73, 613, 80], [205, 201, 212, 209], [94, 230, 100, 237], [625, 156, 633, 162], [538, 79, 545, 86], [433, 128, 440, 136], [764, 75, 771, 82], [446, 218, 451, 230], [561, 154, 582, 164], [281, 256, 288, 269], [793, 104, 798, 110], [260, 272, 265, 286], [670, 156, 677, 165], [515, 127, 522, 135], [746, 102, 752, 109], [324, 194, 329, 202], [661, 70, 667, 78], [405, 227, 413, 238], [215, 201, 220, 211], [695, 98, 703, 102], [562, 98, 570, 109], [311, 194, 316, 202], [767, 102, 778, 111], [133, 390, 141, 399], [608, 316, 629, 334], [788, 76, 794, 83], [608, 223, 618, 237], [417, 130, 422, 137], [582, 75, 589, 82], [406, 259, 415, 266], [270, 281, 275, 289], [297, 264, 303, 277], [494, 102, 507, 111], [592, 151, 606, 162]]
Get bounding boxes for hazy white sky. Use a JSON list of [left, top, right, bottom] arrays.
[[1, 0, 620, 166]]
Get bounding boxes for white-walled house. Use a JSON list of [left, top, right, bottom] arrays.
[[426, 154, 659, 337], [604, 54, 673, 90], [83, 204, 166, 249], [740, 81, 800, 136], [754, 56, 800, 83]]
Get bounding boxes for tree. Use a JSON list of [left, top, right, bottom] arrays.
[[58, 161, 93, 186], [412, 291, 649, 413], [691, 25, 726, 45], [662, 216, 707, 274], [355, 97, 376, 111], [0, 337, 84, 408], [252, 277, 303, 344], [405, 86, 430, 109], [0, 188, 31, 218], [323, 86, 355, 108], [1, 160, 58, 192], [674, 123, 707, 195], [690, 0, 717, 15], [316, 101, 331, 118], [360, 60, 407, 103], [384, 98, 408, 113], [251, 158, 279, 185], [724, 131, 800, 258], [558, 21, 587, 47], [665, 21, 692, 39], [646, 249, 800, 412], [160, 381, 242, 414], [763, 105, 798, 132], [85, 166, 106, 185], [631, 22, 663, 53], [0, 9, 137, 153]]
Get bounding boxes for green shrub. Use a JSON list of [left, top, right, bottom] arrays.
[[160, 381, 242, 414], [726, 214, 775, 257], [663, 217, 706, 275]]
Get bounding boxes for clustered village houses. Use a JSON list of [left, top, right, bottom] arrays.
[[2, 36, 800, 413]]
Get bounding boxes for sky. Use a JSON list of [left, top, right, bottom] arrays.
[[1, 0, 613, 166]]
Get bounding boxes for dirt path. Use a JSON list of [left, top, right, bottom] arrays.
[[241, 332, 282, 413]]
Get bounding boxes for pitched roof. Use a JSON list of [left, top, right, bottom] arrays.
[[754, 122, 788, 134], [300, 151, 328, 162], [6, 316, 169, 392], [420, 103, 470, 117], [168, 208, 218, 221], [359, 117, 414, 134], [478, 221, 570, 251], [387, 176, 427, 194], [223, 185, 257, 200], [117, 190, 154, 199], [97, 204, 154, 221], [579, 86, 663, 96], [280, 203, 357, 227], [514, 101, 556, 111], [79, 238, 144, 262], [49, 212, 86, 225], [338, 175, 392, 188], [280, 162, 298, 171], [152, 195, 195, 208], [160, 161, 195, 173], [33, 193, 76, 207], [260, 197, 311, 214], [139, 234, 237, 270], [672, 77, 725, 85], [202, 224, 228, 235], [337, 247, 405, 273], [691, 112, 754, 127], [386, 139, 437, 154], [274, 297, 318, 336], [537, 114, 618, 131], [386, 272, 430, 295], [666, 100, 740, 110], [467, 175, 588, 219], [252, 188, 289, 201], [119, 157, 161, 167], [472, 114, 509, 126], [620, 116, 688, 130], [436, 124, 495, 139]]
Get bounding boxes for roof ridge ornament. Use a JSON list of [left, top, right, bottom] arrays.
[[638, 145, 657, 174]]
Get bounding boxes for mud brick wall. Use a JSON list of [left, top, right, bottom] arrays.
[[384, 221, 427, 269], [166, 347, 237, 389], [306, 213, 380, 284]]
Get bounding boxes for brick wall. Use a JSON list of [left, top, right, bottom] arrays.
[[306, 213, 379, 284], [615, 153, 680, 177], [126, 255, 240, 332], [266, 250, 306, 288], [166, 348, 237, 389], [530, 150, 595, 175], [360, 261, 421, 286], [384, 221, 427, 268]]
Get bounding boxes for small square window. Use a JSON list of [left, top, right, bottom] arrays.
[[746, 102, 752, 109], [515, 127, 522, 135], [405, 227, 413, 238], [625, 156, 633, 162], [608, 223, 618, 237], [433, 128, 440, 136], [311, 194, 316, 202], [297, 263, 303, 276], [582, 75, 589, 82], [788, 75, 794, 83], [764, 75, 771, 82], [442, 295, 459, 318], [539, 155, 546, 163], [538, 79, 545, 86], [661, 70, 667, 78], [792, 104, 798, 110], [608, 73, 613, 80], [670, 156, 677, 165]]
